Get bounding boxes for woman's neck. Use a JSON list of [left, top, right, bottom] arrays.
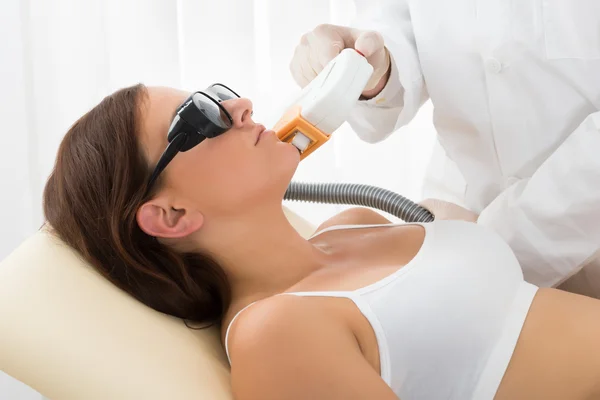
[[196, 206, 331, 306]]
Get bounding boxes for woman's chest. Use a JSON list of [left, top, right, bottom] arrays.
[[302, 225, 426, 293]]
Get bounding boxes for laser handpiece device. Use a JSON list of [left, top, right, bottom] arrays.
[[273, 49, 374, 159], [276, 48, 435, 223]]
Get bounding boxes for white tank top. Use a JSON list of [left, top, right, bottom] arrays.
[[225, 220, 538, 399]]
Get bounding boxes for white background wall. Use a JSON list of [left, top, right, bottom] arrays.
[[0, 0, 447, 398]]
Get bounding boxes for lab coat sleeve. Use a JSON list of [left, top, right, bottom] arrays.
[[346, 0, 429, 144], [477, 112, 600, 288]]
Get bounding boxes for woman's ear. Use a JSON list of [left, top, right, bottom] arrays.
[[136, 199, 204, 239]]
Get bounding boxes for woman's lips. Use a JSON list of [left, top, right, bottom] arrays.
[[255, 124, 266, 145], [256, 126, 276, 145]]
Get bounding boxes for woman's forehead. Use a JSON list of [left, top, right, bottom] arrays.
[[140, 87, 190, 161]]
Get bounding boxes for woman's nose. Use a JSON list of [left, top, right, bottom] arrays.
[[223, 97, 253, 128]]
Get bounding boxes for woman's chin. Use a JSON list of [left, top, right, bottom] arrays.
[[274, 143, 301, 184], [277, 140, 302, 163]]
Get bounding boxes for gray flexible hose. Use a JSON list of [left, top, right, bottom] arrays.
[[284, 182, 435, 223]]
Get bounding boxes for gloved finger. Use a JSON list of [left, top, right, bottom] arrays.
[[354, 30, 385, 58], [310, 25, 345, 67], [305, 32, 326, 75], [290, 44, 311, 88], [305, 31, 342, 73], [339, 26, 365, 49], [297, 45, 318, 88]]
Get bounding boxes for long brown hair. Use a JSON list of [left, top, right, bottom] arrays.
[[42, 83, 230, 326]]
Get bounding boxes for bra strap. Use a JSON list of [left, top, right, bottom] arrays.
[[224, 301, 259, 365]]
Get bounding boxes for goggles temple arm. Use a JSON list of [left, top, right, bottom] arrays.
[[145, 132, 187, 194]]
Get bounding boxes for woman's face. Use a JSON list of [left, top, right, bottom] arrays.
[[138, 86, 300, 235]]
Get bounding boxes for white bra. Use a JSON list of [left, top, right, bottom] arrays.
[[225, 220, 538, 399]]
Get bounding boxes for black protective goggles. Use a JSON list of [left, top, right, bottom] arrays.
[[145, 83, 241, 193]]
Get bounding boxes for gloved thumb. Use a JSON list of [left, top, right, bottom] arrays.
[[353, 30, 390, 91], [354, 30, 385, 58]]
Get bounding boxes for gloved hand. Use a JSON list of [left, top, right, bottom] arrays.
[[419, 199, 479, 223], [290, 24, 391, 95]]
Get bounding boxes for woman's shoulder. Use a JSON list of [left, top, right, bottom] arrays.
[[226, 294, 333, 354], [225, 294, 388, 399], [225, 294, 351, 364]]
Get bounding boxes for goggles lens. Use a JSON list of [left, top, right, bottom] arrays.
[[146, 83, 242, 193], [170, 83, 241, 141]]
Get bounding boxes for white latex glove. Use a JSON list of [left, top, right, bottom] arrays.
[[419, 199, 479, 223], [290, 24, 391, 93]]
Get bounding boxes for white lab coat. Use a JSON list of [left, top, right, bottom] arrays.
[[348, 0, 600, 297]]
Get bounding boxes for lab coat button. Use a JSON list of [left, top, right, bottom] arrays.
[[486, 58, 503, 74]]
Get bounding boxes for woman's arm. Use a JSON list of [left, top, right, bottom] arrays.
[[315, 207, 392, 234], [227, 295, 399, 400]]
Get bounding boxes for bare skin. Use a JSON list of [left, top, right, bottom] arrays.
[[136, 87, 600, 400], [222, 208, 600, 400]]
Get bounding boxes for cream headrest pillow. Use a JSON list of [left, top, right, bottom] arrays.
[[0, 206, 315, 400]]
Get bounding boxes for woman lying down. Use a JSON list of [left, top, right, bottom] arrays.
[[43, 83, 600, 400]]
